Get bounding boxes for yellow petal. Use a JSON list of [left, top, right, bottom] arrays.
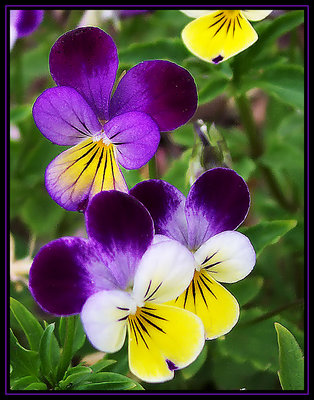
[[169, 270, 239, 340], [128, 302, 204, 383], [182, 10, 258, 63], [45, 137, 128, 211]]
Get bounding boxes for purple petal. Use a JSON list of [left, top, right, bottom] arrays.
[[109, 60, 197, 132], [29, 237, 119, 316], [85, 191, 154, 289], [185, 168, 250, 250], [11, 10, 44, 38], [104, 111, 160, 169], [33, 86, 102, 145], [49, 27, 118, 122], [129, 180, 188, 247]]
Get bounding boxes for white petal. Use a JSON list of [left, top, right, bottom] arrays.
[[194, 231, 256, 283], [180, 10, 216, 18], [81, 290, 132, 353], [242, 10, 272, 21], [152, 234, 173, 245], [10, 25, 17, 50], [132, 240, 195, 304]]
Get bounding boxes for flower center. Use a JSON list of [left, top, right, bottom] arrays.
[[221, 10, 241, 18], [92, 130, 112, 146], [127, 304, 167, 349], [128, 293, 145, 315], [173, 268, 217, 310]]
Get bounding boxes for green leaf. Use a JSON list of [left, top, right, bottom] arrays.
[[246, 65, 304, 110], [228, 276, 264, 306], [11, 376, 40, 390], [239, 220, 297, 258], [10, 104, 32, 125], [58, 366, 93, 390], [181, 345, 208, 380], [216, 308, 303, 374], [20, 188, 65, 237], [75, 372, 144, 390], [249, 10, 305, 63], [232, 157, 256, 182], [39, 323, 60, 386], [89, 357, 117, 373], [162, 148, 193, 197], [119, 166, 143, 190], [198, 76, 229, 105], [10, 329, 40, 380], [231, 10, 305, 86], [274, 322, 305, 390], [211, 351, 279, 391], [10, 297, 44, 352], [171, 123, 195, 148], [118, 38, 190, 66], [24, 382, 48, 390], [58, 315, 86, 358]]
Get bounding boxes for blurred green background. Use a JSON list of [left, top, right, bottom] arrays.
[[9, 8, 306, 392]]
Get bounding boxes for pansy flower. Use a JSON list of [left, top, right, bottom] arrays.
[[181, 9, 272, 63], [130, 168, 256, 340], [32, 27, 197, 211], [29, 190, 204, 382], [10, 9, 44, 49]]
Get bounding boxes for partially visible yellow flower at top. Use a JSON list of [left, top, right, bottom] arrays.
[[181, 9, 272, 64]]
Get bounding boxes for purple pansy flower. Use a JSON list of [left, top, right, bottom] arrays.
[[29, 190, 204, 383], [32, 27, 197, 212], [130, 167, 256, 340], [10, 10, 44, 49]]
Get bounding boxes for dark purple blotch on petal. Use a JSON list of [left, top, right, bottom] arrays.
[[110, 60, 198, 132], [166, 359, 179, 371], [212, 55, 224, 64], [29, 238, 97, 316], [86, 191, 154, 288], [185, 168, 250, 250], [49, 27, 118, 121], [129, 179, 188, 246]]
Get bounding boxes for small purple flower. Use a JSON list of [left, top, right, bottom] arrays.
[[29, 190, 204, 383], [130, 167, 256, 340], [10, 10, 44, 49], [32, 27, 198, 212]]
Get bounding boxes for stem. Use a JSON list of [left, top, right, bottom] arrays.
[[258, 163, 298, 213], [234, 93, 263, 159], [240, 298, 304, 326], [234, 92, 298, 213], [12, 40, 24, 104], [57, 316, 76, 382], [148, 154, 158, 179]]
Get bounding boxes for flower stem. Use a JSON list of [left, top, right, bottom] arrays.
[[57, 316, 76, 382], [234, 93, 263, 159], [240, 298, 304, 326], [234, 92, 298, 213], [148, 154, 158, 179]]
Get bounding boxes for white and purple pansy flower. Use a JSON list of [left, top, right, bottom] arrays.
[[32, 27, 198, 212], [29, 190, 205, 383], [129, 167, 256, 340]]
